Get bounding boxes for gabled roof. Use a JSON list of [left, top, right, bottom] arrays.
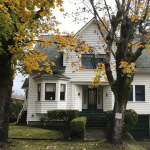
[[34, 35, 65, 72], [136, 49, 150, 72], [75, 17, 95, 36], [21, 78, 29, 89], [33, 73, 70, 80]]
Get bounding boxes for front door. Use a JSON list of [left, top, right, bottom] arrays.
[[88, 88, 97, 110]]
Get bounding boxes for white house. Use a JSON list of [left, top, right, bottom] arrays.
[[22, 18, 150, 138]]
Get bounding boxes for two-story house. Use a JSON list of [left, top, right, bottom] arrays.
[[21, 18, 150, 139]]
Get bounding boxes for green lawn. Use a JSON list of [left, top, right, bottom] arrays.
[[9, 126, 63, 139], [5, 140, 146, 150]]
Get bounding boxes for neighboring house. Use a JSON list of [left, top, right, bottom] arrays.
[[11, 94, 25, 105], [22, 18, 150, 138]]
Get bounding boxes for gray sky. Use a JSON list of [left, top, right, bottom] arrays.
[[13, 0, 93, 95]]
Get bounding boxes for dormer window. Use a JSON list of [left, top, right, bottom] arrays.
[[45, 83, 56, 100], [82, 54, 106, 69]]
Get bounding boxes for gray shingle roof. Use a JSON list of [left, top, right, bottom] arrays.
[[22, 78, 29, 89], [33, 73, 70, 79], [136, 49, 150, 71], [34, 35, 65, 72]]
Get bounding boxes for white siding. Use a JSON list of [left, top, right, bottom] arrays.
[[127, 73, 150, 114], [82, 86, 88, 109], [74, 85, 82, 111], [27, 74, 69, 122], [63, 21, 116, 82]]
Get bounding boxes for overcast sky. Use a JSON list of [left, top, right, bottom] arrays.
[[13, 0, 94, 95]]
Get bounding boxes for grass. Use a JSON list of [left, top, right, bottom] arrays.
[[9, 126, 63, 140], [9, 122, 17, 126], [4, 140, 146, 150]]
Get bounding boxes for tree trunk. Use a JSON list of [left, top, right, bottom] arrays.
[[107, 95, 127, 144], [0, 59, 13, 142]]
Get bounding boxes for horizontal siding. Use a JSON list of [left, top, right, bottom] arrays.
[[74, 85, 82, 111], [103, 85, 113, 111], [27, 74, 69, 122], [63, 22, 116, 82]]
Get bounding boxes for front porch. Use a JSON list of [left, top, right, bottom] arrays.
[[72, 84, 113, 111], [72, 84, 110, 129]]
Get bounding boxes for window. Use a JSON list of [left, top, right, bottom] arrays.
[[60, 84, 66, 100], [45, 83, 56, 100], [128, 86, 133, 101], [135, 85, 145, 101], [128, 85, 145, 102], [37, 83, 41, 101], [82, 54, 106, 69]]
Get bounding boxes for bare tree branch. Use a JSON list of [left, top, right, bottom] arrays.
[[90, 0, 110, 34], [115, 0, 120, 10], [104, 0, 111, 21]]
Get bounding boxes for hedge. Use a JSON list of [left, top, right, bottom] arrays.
[[47, 109, 79, 126], [70, 117, 86, 137], [106, 109, 138, 134]]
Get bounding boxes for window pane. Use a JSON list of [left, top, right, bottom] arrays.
[[60, 84, 65, 92], [37, 84, 41, 101], [45, 92, 55, 100], [128, 86, 133, 101], [82, 54, 106, 69], [45, 83, 56, 100], [60, 84, 65, 100], [45, 83, 56, 92], [60, 92, 65, 100], [135, 85, 145, 101], [82, 54, 95, 69]]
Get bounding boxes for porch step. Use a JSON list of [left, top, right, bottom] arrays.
[[79, 110, 107, 129], [79, 110, 106, 117]]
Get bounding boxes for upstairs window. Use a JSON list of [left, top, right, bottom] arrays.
[[45, 83, 56, 100], [37, 83, 41, 101], [60, 84, 66, 100], [82, 54, 106, 69]]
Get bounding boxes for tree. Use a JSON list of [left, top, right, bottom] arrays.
[[0, 0, 71, 142], [66, 0, 150, 144]]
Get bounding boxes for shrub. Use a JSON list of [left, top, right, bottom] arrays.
[[47, 109, 79, 126], [70, 117, 86, 137], [9, 101, 23, 123], [106, 109, 138, 134], [40, 116, 47, 126]]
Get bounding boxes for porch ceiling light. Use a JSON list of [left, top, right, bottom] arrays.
[[78, 92, 80, 96]]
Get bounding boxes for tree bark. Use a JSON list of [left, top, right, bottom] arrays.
[[107, 95, 127, 144], [0, 58, 13, 142]]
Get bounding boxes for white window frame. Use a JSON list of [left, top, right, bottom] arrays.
[[43, 80, 58, 101], [59, 81, 67, 101], [45, 83, 56, 100], [128, 84, 146, 102]]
